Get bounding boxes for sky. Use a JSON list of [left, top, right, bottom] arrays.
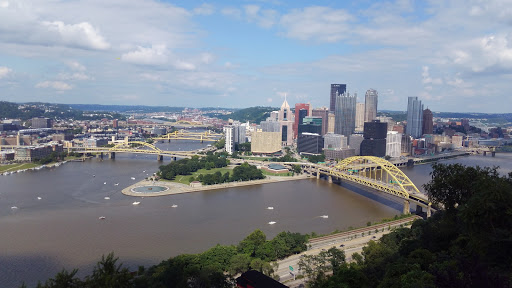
[[0, 0, 511, 113]]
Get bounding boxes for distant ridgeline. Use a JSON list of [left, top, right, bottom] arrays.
[[379, 110, 512, 124], [68, 104, 185, 113], [205, 106, 277, 123], [0, 101, 126, 121]]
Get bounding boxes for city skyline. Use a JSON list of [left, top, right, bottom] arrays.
[[0, 1, 511, 113]]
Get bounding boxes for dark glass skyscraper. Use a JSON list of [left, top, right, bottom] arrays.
[[334, 91, 356, 137], [330, 84, 346, 113]]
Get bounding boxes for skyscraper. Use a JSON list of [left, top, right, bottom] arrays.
[[330, 84, 347, 113], [406, 97, 424, 138], [422, 108, 433, 135], [364, 89, 378, 122], [355, 102, 365, 131], [312, 107, 329, 136], [293, 103, 310, 139], [334, 91, 356, 137]]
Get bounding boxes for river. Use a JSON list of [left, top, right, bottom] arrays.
[[1, 144, 511, 287]]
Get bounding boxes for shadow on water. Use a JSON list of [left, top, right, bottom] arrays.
[[0, 254, 62, 288], [333, 180, 408, 213]]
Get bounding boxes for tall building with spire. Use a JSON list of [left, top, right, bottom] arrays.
[[406, 97, 423, 138], [330, 84, 347, 113], [334, 91, 357, 137], [364, 89, 378, 122], [278, 95, 294, 146], [422, 108, 433, 135]]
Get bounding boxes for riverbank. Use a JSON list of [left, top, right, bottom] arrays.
[[122, 174, 312, 197], [0, 161, 68, 175]]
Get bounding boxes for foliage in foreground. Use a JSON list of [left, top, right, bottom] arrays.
[[308, 163, 512, 288], [27, 230, 308, 288]]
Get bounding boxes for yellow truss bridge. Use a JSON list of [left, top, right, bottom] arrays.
[[298, 156, 430, 216], [152, 130, 222, 142], [68, 141, 197, 159]]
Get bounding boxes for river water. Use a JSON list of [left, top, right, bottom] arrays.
[[1, 143, 511, 287]]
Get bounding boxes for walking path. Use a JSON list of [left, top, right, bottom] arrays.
[[122, 174, 312, 197]]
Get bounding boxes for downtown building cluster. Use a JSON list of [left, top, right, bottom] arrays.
[[225, 84, 404, 160]]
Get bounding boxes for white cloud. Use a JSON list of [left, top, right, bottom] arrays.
[[36, 81, 72, 91], [121, 44, 168, 65], [193, 3, 214, 15], [174, 60, 196, 71], [0, 66, 11, 79], [66, 61, 86, 71], [280, 6, 354, 42], [0, 1, 9, 8], [58, 72, 91, 81], [450, 34, 512, 74], [221, 7, 242, 19], [421, 66, 443, 85], [41, 21, 110, 50], [244, 5, 277, 28]]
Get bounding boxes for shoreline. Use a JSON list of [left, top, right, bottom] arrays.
[[122, 174, 312, 197]]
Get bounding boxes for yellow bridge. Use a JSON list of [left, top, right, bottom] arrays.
[[277, 156, 431, 216], [68, 141, 199, 160], [152, 130, 222, 142]]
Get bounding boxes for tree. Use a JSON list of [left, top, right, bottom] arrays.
[[85, 252, 133, 288], [37, 269, 82, 288], [228, 254, 251, 275], [238, 230, 266, 257], [292, 164, 302, 174]]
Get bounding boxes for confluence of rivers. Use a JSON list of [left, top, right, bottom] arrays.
[[1, 140, 511, 287]]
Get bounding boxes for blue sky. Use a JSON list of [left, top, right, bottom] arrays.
[[0, 0, 511, 113]]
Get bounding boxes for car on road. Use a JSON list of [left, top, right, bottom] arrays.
[[339, 244, 345, 247]]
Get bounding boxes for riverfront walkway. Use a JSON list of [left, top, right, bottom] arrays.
[[122, 174, 312, 197]]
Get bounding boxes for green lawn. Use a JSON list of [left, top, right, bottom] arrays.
[[172, 167, 233, 185], [0, 163, 40, 173], [261, 169, 292, 177]]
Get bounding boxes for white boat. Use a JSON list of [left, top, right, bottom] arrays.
[[11, 206, 18, 209], [103, 182, 107, 185], [268, 221, 276, 225], [98, 216, 106, 220], [171, 204, 178, 208], [320, 215, 329, 219], [143, 170, 146, 173], [37, 197, 42, 200], [132, 201, 140, 205], [114, 183, 119, 186], [131, 177, 135, 180], [267, 207, 274, 210], [104, 197, 110, 200]]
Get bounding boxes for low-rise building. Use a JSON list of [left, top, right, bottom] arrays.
[[251, 131, 281, 155]]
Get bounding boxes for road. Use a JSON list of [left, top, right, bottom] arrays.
[[276, 216, 420, 286]]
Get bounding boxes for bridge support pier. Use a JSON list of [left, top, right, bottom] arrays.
[[492, 152, 496, 157], [157, 155, 163, 161], [403, 200, 410, 215], [328, 175, 332, 183], [172, 157, 177, 161], [96, 153, 104, 159], [483, 151, 487, 156], [427, 205, 432, 218], [316, 168, 320, 179], [109, 152, 115, 159]]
